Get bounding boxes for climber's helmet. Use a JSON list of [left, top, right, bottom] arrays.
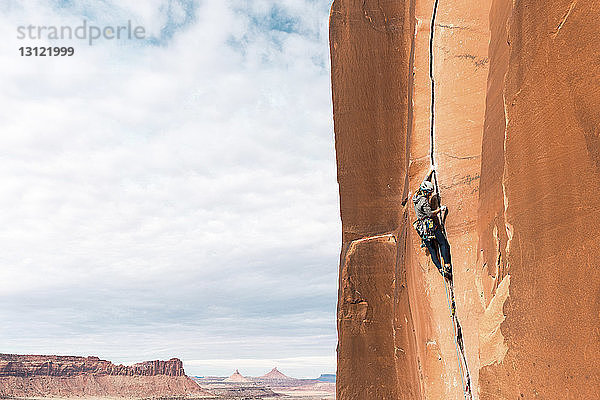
[[420, 181, 434, 194]]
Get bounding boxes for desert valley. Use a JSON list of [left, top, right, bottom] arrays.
[[0, 354, 334, 400]]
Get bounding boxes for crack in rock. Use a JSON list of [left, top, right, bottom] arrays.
[[553, 0, 577, 38], [429, 1, 473, 398]]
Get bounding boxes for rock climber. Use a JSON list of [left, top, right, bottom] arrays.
[[412, 166, 453, 280]]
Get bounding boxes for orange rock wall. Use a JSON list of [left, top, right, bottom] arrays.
[[331, 0, 600, 399], [408, 0, 492, 398], [478, 0, 600, 398], [330, 0, 491, 398], [330, 1, 421, 398]]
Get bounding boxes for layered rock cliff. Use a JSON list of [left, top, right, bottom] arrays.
[[0, 354, 209, 398], [330, 0, 600, 399], [0, 354, 186, 377]]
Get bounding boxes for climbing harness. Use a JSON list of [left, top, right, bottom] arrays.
[[412, 188, 437, 246], [413, 215, 436, 244]]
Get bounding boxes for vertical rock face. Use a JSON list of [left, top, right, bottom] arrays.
[[330, 0, 412, 242], [330, 1, 420, 399], [478, 0, 600, 398], [330, 0, 600, 399], [408, 0, 492, 398]]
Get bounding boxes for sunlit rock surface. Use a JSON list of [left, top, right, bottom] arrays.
[[330, 0, 600, 399]]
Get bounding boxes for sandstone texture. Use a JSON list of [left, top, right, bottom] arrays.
[[0, 354, 209, 398], [477, 0, 600, 398], [330, 0, 600, 399], [330, 1, 420, 398]]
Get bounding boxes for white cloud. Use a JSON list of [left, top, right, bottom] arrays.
[[0, 0, 338, 377]]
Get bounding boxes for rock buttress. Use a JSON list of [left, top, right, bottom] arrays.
[[330, 0, 421, 399], [478, 0, 600, 398]]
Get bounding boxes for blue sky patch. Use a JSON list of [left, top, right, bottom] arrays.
[[147, 0, 197, 46]]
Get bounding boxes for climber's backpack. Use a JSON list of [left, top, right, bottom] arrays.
[[413, 217, 436, 242]]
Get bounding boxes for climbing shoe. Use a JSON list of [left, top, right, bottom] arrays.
[[442, 266, 453, 281]]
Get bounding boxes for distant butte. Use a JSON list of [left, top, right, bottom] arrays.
[[0, 353, 211, 398]]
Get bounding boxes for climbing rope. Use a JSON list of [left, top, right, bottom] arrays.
[[443, 277, 468, 398], [432, 170, 470, 399]]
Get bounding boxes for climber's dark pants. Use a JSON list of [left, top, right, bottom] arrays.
[[424, 228, 452, 272]]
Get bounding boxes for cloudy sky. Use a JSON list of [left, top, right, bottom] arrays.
[[0, 0, 338, 378]]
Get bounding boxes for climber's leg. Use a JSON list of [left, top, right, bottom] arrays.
[[434, 228, 452, 265], [433, 228, 453, 280], [424, 239, 443, 274]]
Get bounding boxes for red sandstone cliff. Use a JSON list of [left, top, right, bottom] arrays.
[[477, 0, 600, 398], [330, 0, 600, 399], [0, 354, 210, 398]]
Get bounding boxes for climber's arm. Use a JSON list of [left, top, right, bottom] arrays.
[[420, 198, 443, 217], [431, 206, 446, 215], [424, 167, 435, 182], [421, 197, 446, 217], [423, 166, 439, 196]]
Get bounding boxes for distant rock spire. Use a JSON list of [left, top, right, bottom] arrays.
[[258, 367, 291, 380], [224, 369, 250, 382]]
